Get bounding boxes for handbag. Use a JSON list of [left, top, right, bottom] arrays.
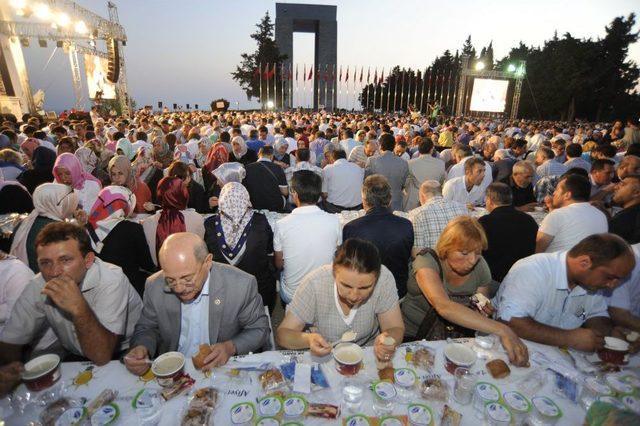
[[413, 249, 476, 341]]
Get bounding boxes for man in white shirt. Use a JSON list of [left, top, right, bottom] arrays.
[[608, 244, 640, 348], [442, 157, 487, 207], [322, 149, 364, 212], [536, 174, 607, 253], [274, 171, 341, 304], [339, 128, 359, 157], [130, 131, 153, 153], [495, 233, 634, 352]]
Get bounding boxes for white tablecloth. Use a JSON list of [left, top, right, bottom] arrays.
[[2, 338, 635, 425]]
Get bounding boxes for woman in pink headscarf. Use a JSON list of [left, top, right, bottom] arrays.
[[53, 152, 102, 214], [140, 176, 204, 265]]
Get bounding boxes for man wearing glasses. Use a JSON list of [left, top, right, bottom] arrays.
[[124, 232, 270, 374]]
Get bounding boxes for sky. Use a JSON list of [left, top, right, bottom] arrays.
[[13, 0, 640, 112]]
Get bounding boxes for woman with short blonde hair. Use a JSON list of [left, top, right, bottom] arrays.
[[401, 216, 529, 366]]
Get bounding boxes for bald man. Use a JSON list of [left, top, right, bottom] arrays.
[[124, 233, 269, 374]]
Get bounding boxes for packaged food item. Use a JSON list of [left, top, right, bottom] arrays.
[[89, 403, 120, 426], [552, 370, 580, 402], [131, 388, 163, 425], [192, 344, 212, 370], [39, 398, 78, 426], [85, 389, 118, 418], [282, 395, 308, 420], [483, 401, 511, 426], [472, 382, 500, 414], [470, 293, 493, 316], [411, 347, 435, 371], [419, 377, 449, 402], [230, 402, 256, 425], [257, 395, 283, 418], [502, 391, 531, 424], [181, 387, 219, 426], [407, 403, 434, 426], [342, 414, 373, 425], [606, 374, 635, 395], [517, 369, 547, 397], [53, 407, 87, 426], [530, 396, 563, 425], [260, 368, 288, 393], [620, 394, 640, 414], [256, 417, 281, 426], [394, 368, 418, 401], [378, 366, 395, 382], [161, 373, 195, 401], [440, 405, 462, 426], [485, 359, 510, 379], [596, 395, 626, 409], [579, 377, 613, 410], [372, 380, 397, 415], [307, 403, 339, 419], [378, 415, 409, 426], [279, 362, 330, 390]]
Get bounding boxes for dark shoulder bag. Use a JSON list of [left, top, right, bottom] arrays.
[[414, 249, 476, 341]]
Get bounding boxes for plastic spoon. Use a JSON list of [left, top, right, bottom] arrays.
[[331, 330, 358, 347]]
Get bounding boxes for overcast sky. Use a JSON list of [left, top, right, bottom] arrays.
[[16, 0, 640, 111]]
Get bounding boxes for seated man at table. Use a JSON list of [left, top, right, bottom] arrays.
[[608, 243, 640, 351], [0, 222, 142, 366], [495, 233, 635, 352], [124, 232, 270, 375]]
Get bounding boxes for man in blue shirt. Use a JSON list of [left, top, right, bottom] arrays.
[[246, 129, 265, 154], [495, 233, 635, 352]]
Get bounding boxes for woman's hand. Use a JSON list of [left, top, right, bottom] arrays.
[[373, 332, 397, 362], [73, 209, 88, 226], [498, 325, 530, 367], [143, 202, 156, 212], [307, 333, 331, 357]]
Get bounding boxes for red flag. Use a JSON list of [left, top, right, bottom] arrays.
[[263, 65, 269, 79], [268, 63, 276, 79], [359, 66, 363, 83], [253, 64, 260, 78], [345, 66, 349, 82], [307, 65, 313, 80], [367, 67, 371, 84], [339, 65, 342, 82]]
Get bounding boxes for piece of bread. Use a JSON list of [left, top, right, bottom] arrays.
[[378, 366, 395, 382], [486, 359, 510, 379], [192, 344, 212, 370]]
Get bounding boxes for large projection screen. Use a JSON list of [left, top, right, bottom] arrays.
[[84, 54, 116, 99], [469, 78, 509, 113]]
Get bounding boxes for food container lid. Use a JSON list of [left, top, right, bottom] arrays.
[[22, 354, 60, 381], [379, 416, 405, 426], [373, 381, 397, 400], [407, 403, 433, 425], [131, 388, 162, 410], [256, 417, 281, 426], [258, 396, 283, 417], [621, 395, 640, 414], [230, 402, 256, 424], [597, 395, 625, 409], [485, 402, 512, 423], [475, 382, 500, 402], [394, 368, 417, 388], [606, 374, 635, 394], [584, 377, 613, 396], [283, 395, 307, 418], [343, 414, 372, 426], [90, 403, 120, 426], [54, 407, 87, 426], [531, 396, 562, 419], [503, 391, 531, 413]]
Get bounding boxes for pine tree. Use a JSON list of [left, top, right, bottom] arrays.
[[231, 12, 288, 105]]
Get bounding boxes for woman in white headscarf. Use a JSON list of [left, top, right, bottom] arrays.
[[229, 135, 257, 165], [203, 182, 277, 312], [10, 183, 79, 272], [87, 185, 155, 296]]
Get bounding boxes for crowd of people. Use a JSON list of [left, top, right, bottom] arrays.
[[0, 107, 640, 397]]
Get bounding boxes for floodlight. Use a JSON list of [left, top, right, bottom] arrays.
[[266, 100, 274, 109], [33, 3, 51, 20], [474, 62, 485, 71], [10, 0, 27, 9], [507, 64, 517, 73], [56, 12, 71, 27], [74, 21, 89, 34]]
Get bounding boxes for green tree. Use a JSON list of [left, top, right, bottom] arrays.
[[231, 12, 287, 107]]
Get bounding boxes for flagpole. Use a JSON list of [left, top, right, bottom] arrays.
[[419, 67, 426, 113], [373, 68, 378, 111], [406, 69, 412, 111], [400, 69, 406, 112], [258, 62, 263, 109], [331, 64, 336, 111], [386, 69, 392, 113], [414, 70, 420, 112], [439, 69, 446, 105], [445, 68, 453, 113], [426, 67, 433, 109], [273, 63, 277, 107]]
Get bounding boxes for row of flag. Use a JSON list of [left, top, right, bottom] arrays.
[[253, 63, 386, 84]]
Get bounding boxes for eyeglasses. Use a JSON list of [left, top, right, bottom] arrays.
[[164, 261, 205, 291]]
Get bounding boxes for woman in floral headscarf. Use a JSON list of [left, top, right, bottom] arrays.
[[87, 186, 155, 295], [116, 137, 135, 161], [53, 153, 102, 213], [108, 154, 152, 213], [10, 183, 78, 272], [140, 176, 204, 265], [203, 182, 276, 312]]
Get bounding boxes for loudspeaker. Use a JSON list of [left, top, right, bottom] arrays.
[[173, 103, 177, 109], [158, 101, 163, 109], [186, 104, 190, 109], [195, 104, 198, 110], [106, 38, 120, 83]]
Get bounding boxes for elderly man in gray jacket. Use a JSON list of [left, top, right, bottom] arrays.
[[124, 232, 269, 374]]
